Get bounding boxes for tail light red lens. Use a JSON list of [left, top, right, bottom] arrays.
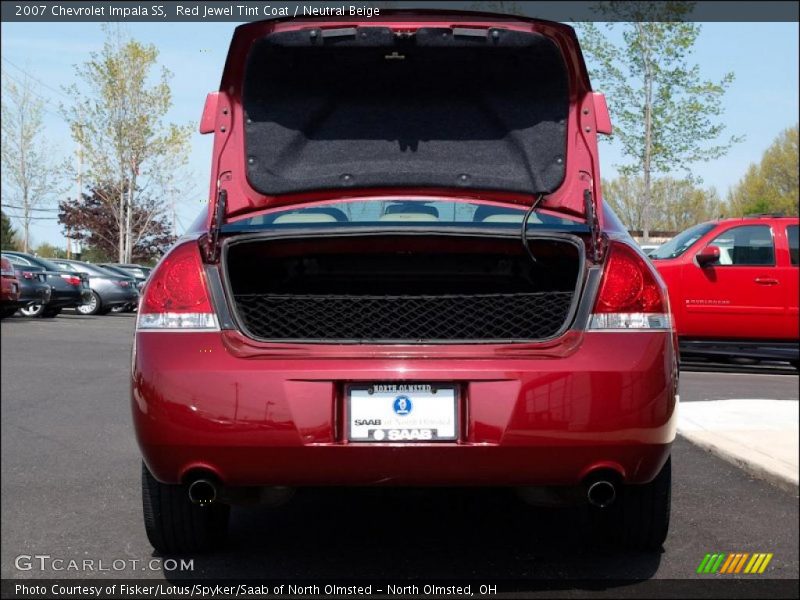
[[22, 271, 35, 280], [114, 280, 131, 287], [59, 274, 82, 286], [590, 241, 671, 330], [0, 258, 14, 277], [137, 241, 217, 330]]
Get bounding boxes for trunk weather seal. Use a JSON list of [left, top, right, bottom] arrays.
[[219, 230, 586, 345]]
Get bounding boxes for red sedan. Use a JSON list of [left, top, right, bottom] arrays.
[[132, 13, 677, 553]]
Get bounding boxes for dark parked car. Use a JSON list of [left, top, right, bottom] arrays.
[[98, 263, 147, 312], [3, 252, 88, 317], [1, 255, 52, 318], [106, 263, 152, 281], [100, 263, 149, 293], [99, 263, 149, 288], [134, 13, 676, 554], [50, 259, 139, 315]]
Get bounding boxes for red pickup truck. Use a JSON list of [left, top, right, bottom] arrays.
[[651, 215, 799, 367]]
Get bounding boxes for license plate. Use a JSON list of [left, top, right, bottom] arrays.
[[347, 383, 457, 442]]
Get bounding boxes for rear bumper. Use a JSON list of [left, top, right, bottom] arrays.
[[133, 331, 678, 487], [48, 287, 86, 309], [16, 282, 51, 307], [101, 287, 139, 306]]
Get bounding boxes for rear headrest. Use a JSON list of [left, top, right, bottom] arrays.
[[272, 212, 339, 224], [378, 213, 438, 222], [385, 203, 439, 218], [481, 214, 524, 223], [473, 205, 531, 223]]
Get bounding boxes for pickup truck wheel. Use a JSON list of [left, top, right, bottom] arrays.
[[141, 463, 229, 554], [591, 456, 671, 551]]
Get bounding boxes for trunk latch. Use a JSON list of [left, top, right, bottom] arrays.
[[584, 189, 602, 263], [204, 188, 227, 263]]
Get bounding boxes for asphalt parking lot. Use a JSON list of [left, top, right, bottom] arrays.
[[1, 314, 798, 595]]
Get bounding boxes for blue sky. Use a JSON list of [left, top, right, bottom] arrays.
[[1, 20, 798, 248]]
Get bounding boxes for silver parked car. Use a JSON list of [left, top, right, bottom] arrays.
[[49, 259, 139, 315]]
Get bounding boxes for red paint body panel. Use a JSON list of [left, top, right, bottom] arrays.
[[653, 216, 799, 341], [133, 330, 676, 486], [1, 257, 20, 304]]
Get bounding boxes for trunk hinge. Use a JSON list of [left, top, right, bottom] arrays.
[[204, 188, 227, 263], [584, 188, 602, 263]]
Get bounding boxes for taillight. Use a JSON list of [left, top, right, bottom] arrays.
[[589, 241, 671, 330], [22, 271, 35, 280], [114, 280, 131, 287], [59, 274, 82, 286], [137, 241, 217, 330], [0, 259, 13, 276]]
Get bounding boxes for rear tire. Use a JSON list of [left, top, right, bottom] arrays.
[[19, 303, 45, 317], [141, 463, 229, 554], [77, 291, 102, 315], [0, 307, 17, 319], [591, 456, 671, 551]]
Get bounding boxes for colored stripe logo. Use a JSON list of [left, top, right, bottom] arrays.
[[697, 553, 773, 574]]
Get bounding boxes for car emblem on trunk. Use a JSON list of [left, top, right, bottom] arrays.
[[393, 396, 412, 416]]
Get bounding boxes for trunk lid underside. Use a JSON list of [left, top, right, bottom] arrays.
[[241, 27, 569, 198]]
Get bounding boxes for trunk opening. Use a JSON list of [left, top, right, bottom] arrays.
[[223, 234, 583, 343]]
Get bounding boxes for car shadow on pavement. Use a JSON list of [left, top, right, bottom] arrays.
[[162, 487, 661, 585], [2, 315, 97, 322]]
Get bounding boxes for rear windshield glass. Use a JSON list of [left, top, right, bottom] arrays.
[[222, 200, 584, 232], [100, 264, 132, 277], [30, 256, 64, 271], [650, 222, 716, 259], [58, 262, 113, 276]]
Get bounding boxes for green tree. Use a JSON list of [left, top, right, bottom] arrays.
[[602, 175, 647, 231], [728, 125, 799, 216], [33, 242, 67, 259], [579, 2, 742, 240], [78, 245, 114, 263], [654, 177, 724, 231], [1, 210, 21, 250], [61, 25, 191, 263], [604, 175, 723, 232]]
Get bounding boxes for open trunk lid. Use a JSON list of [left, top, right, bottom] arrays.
[[202, 13, 609, 251]]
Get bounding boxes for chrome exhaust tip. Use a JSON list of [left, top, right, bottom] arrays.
[[188, 479, 217, 505], [587, 480, 616, 508]]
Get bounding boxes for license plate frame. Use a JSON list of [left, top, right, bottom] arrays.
[[346, 383, 458, 443]]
